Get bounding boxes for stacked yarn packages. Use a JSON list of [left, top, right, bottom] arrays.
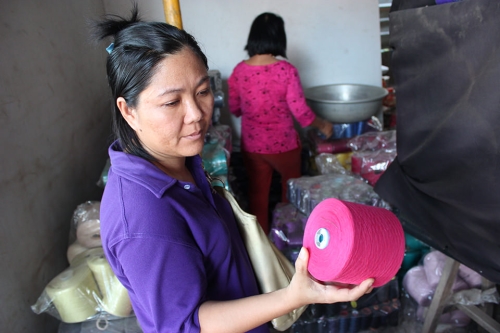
[[303, 198, 405, 287], [32, 202, 132, 324], [402, 250, 485, 328], [33, 247, 132, 323]]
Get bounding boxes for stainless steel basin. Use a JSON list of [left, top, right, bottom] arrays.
[[305, 84, 388, 123]]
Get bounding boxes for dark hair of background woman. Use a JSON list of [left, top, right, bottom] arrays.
[[91, 4, 208, 162], [244, 12, 287, 58]]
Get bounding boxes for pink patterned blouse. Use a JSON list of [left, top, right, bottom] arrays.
[[228, 60, 316, 154]]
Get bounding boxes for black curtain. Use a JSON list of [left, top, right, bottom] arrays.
[[375, 0, 500, 283]]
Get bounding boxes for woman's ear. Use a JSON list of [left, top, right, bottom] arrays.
[[116, 97, 139, 131]]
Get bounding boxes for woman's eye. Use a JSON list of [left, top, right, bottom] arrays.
[[198, 88, 211, 96], [164, 100, 179, 107]]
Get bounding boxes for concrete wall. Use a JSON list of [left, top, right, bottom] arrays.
[[104, 0, 382, 143], [0, 1, 111, 332]]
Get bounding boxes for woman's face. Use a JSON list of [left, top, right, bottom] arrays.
[[120, 47, 213, 162]]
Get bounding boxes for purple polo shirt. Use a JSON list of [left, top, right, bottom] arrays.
[[100, 141, 269, 333]]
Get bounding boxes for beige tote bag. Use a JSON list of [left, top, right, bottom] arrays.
[[214, 186, 308, 331]]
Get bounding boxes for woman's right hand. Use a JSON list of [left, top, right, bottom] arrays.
[[311, 116, 334, 139], [285, 247, 374, 307]]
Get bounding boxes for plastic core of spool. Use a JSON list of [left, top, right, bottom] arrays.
[[314, 228, 330, 249]]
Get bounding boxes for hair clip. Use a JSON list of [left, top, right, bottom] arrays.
[[106, 42, 115, 54]]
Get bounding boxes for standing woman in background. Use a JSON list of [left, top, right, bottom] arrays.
[[94, 6, 372, 333], [228, 12, 333, 234]]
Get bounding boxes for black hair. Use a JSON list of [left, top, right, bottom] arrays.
[[244, 12, 287, 58], [91, 4, 208, 161]]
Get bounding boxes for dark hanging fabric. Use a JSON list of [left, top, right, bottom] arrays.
[[375, 0, 500, 283], [390, 0, 435, 12]]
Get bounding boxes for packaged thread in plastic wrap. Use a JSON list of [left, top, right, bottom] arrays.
[[348, 130, 397, 186], [201, 141, 229, 177], [67, 201, 102, 264], [351, 150, 397, 186], [32, 263, 101, 323], [32, 247, 133, 325], [334, 152, 353, 172], [287, 174, 391, 216], [402, 266, 435, 307], [348, 130, 397, 152], [314, 153, 349, 176], [422, 251, 470, 291], [202, 125, 232, 178], [402, 251, 490, 315], [205, 124, 232, 154], [450, 287, 500, 307], [269, 203, 307, 252]]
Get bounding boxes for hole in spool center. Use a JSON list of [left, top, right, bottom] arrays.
[[315, 228, 330, 249]]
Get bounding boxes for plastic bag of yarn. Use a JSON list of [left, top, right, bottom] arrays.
[[402, 265, 435, 307], [203, 124, 232, 159], [347, 130, 397, 153], [422, 251, 469, 291], [450, 287, 500, 307], [314, 153, 349, 176], [270, 203, 307, 251], [351, 150, 396, 186], [85, 249, 133, 318], [31, 263, 102, 323], [303, 198, 405, 287], [201, 141, 229, 177], [286, 174, 390, 216], [67, 240, 91, 264], [32, 247, 133, 324], [68, 201, 101, 249], [458, 264, 483, 288], [69, 248, 132, 318]]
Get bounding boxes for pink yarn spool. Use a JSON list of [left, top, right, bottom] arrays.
[[303, 198, 405, 287]]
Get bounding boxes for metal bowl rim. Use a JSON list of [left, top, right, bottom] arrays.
[[305, 83, 388, 104]]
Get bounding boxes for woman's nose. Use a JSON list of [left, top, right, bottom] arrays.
[[184, 99, 204, 123]]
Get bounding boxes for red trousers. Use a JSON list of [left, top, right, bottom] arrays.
[[242, 147, 302, 234]]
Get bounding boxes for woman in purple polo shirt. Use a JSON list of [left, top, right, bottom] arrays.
[[93, 6, 373, 333]]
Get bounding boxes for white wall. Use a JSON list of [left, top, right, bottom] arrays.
[[0, 1, 110, 332], [103, 0, 382, 142]]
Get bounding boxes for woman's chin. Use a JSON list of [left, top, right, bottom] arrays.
[[184, 142, 205, 157]]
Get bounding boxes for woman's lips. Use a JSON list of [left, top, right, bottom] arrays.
[[184, 130, 202, 140]]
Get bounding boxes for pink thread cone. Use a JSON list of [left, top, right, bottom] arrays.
[[303, 198, 405, 287]]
